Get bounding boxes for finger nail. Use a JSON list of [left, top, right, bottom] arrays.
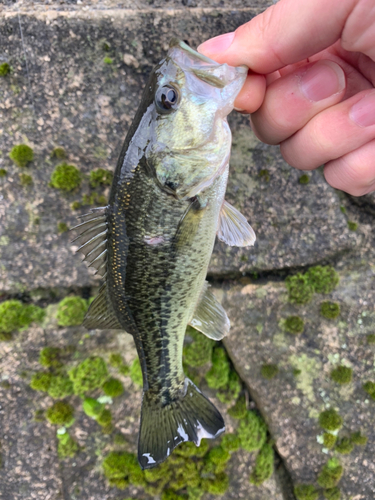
[[300, 60, 345, 102], [350, 91, 375, 127], [197, 32, 235, 55]]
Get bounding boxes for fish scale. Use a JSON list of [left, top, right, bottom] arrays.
[[72, 39, 256, 469]]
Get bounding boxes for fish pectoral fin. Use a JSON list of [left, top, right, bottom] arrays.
[[71, 206, 109, 277], [138, 378, 225, 470], [217, 200, 256, 247], [189, 282, 230, 340], [175, 197, 204, 247], [82, 283, 122, 330]]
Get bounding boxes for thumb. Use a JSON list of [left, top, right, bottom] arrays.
[[198, 0, 356, 74]]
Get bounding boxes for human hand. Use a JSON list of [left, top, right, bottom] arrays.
[[198, 0, 375, 196]]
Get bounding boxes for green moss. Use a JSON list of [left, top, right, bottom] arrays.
[[109, 353, 123, 367], [293, 368, 302, 377], [206, 446, 230, 467], [102, 377, 124, 397], [19, 173, 32, 186], [51, 147, 66, 159], [363, 381, 375, 399], [119, 364, 130, 376], [183, 326, 214, 367], [57, 431, 79, 458], [34, 409, 45, 422], [82, 192, 107, 206], [89, 168, 113, 188], [294, 484, 319, 500], [228, 394, 247, 419], [57, 222, 69, 233], [285, 274, 314, 304], [69, 356, 108, 394], [30, 372, 52, 392], [130, 358, 143, 386], [0, 300, 45, 334], [298, 174, 310, 185], [217, 369, 242, 404], [350, 431, 367, 446], [83, 397, 104, 418], [261, 363, 279, 380], [323, 432, 337, 449], [335, 437, 354, 455], [0, 168, 7, 177], [221, 433, 241, 452], [201, 472, 229, 495], [330, 366, 352, 384], [321, 302, 340, 320], [56, 296, 88, 326], [250, 442, 274, 485], [317, 458, 343, 488], [284, 316, 304, 335], [0, 62, 11, 76], [9, 144, 33, 167], [175, 439, 208, 458], [0, 332, 12, 341], [97, 408, 112, 427], [347, 221, 358, 231], [0, 380, 11, 389], [258, 169, 270, 182], [340, 205, 346, 214], [71, 201, 81, 210], [161, 491, 185, 500], [39, 347, 62, 368], [366, 334, 375, 344], [48, 375, 74, 399], [113, 433, 128, 447], [103, 57, 113, 64], [46, 401, 74, 426], [102, 451, 145, 489], [319, 408, 343, 431], [238, 410, 267, 452], [205, 347, 230, 389], [50, 163, 81, 191], [323, 487, 341, 500], [305, 266, 339, 294]]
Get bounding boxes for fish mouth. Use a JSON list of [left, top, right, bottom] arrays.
[[168, 38, 248, 89]]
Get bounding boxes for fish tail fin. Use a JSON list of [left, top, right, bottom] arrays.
[[138, 378, 225, 469]]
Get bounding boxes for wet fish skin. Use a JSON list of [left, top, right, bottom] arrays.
[[73, 40, 254, 469]]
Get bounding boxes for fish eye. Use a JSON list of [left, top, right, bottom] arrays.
[[155, 85, 180, 114]]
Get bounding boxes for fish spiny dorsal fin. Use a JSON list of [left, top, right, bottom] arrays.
[[189, 281, 230, 341], [217, 200, 256, 247], [71, 207, 108, 277], [83, 283, 122, 330]]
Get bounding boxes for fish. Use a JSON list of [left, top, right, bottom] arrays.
[[72, 39, 255, 469]]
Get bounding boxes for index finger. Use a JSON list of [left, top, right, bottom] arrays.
[[198, 0, 356, 74]]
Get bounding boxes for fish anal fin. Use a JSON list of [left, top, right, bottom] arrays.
[[138, 378, 224, 469], [189, 282, 230, 341], [83, 283, 122, 330], [217, 200, 256, 247]]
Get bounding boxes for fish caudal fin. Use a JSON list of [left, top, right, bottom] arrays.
[[138, 378, 225, 469]]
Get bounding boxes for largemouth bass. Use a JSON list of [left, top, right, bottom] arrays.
[[72, 39, 255, 469]]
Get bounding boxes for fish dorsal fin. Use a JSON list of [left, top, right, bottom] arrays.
[[217, 200, 256, 247], [71, 207, 109, 277], [189, 282, 230, 341], [83, 283, 122, 330]]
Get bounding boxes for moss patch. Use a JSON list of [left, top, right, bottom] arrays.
[[317, 458, 343, 488], [9, 144, 33, 167], [56, 296, 88, 326], [335, 437, 354, 455], [30, 372, 52, 392], [69, 356, 108, 395], [363, 381, 375, 399], [249, 442, 274, 485], [305, 266, 339, 294], [0, 168, 7, 178], [237, 411, 267, 452], [102, 377, 124, 398], [39, 347, 62, 368], [228, 394, 247, 419], [294, 485, 319, 500], [130, 358, 143, 386], [298, 174, 310, 185], [48, 375, 74, 399], [183, 326, 214, 367], [321, 302, 340, 320], [323, 487, 340, 500], [322, 433, 337, 449], [57, 430, 79, 458], [57, 222, 69, 233], [0, 62, 11, 76], [347, 221, 358, 231], [319, 409, 343, 432], [51, 147, 66, 159], [350, 431, 367, 446], [285, 273, 314, 304], [46, 401, 74, 426], [50, 163, 81, 191], [260, 363, 278, 380], [330, 366, 352, 384], [205, 347, 230, 389], [19, 173, 32, 186], [0, 300, 45, 334], [89, 168, 113, 188], [284, 316, 304, 335]]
